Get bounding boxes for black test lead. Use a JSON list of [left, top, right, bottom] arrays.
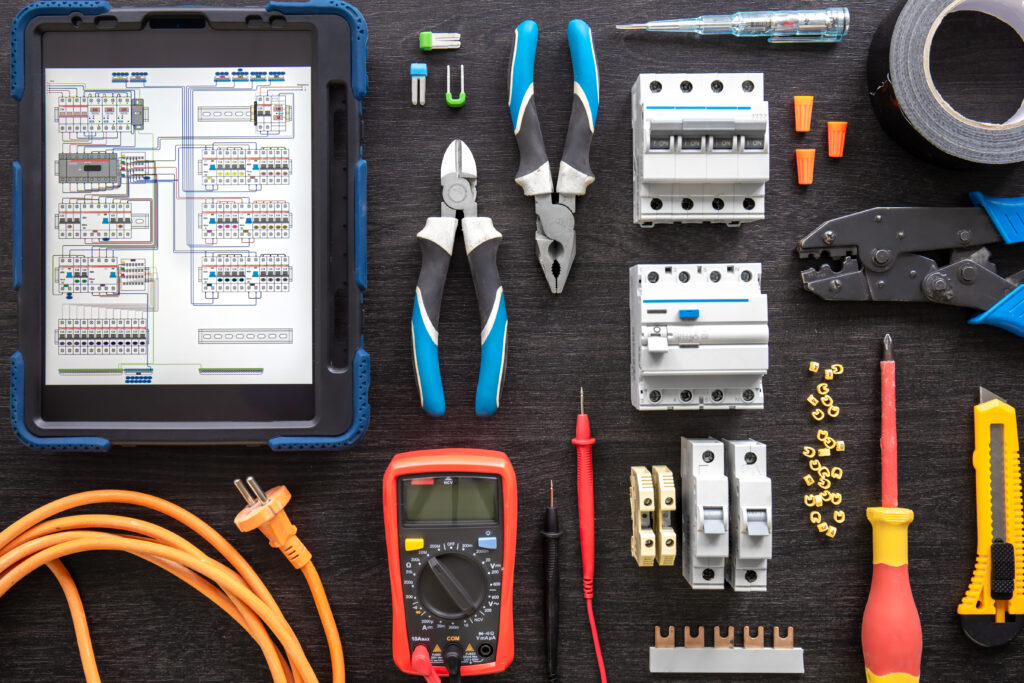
[[542, 480, 562, 682]]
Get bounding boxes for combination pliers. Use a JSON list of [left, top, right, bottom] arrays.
[[797, 192, 1024, 337], [508, 19, 599, 294], [412, 140, 508, 418]]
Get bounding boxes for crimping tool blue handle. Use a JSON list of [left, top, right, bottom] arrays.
[[968, 192, 1024, 337]]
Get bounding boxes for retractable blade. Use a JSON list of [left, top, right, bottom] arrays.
[[959, 388, 1024, 647]]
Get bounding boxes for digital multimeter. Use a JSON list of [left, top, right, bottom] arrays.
[[384, 449, 517, 677]]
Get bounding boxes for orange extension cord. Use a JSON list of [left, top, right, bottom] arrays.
[[0, 480, 344, 683]]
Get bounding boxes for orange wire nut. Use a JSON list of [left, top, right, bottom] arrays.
[[793, 95, 814, 132], [796, 149, 816, 185], [0, 481, 345, 683], [827, 121, 848, 158]]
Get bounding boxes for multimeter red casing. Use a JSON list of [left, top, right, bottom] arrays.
[[384, 449, 516, 677]]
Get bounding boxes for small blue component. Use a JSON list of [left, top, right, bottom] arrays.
[[410, 62, 427, 77], [478, 537, 498, 550], [678, 309, 699, 320]]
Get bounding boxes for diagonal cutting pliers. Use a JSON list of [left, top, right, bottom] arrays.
[[412, 140, 508, 417], [797, 192, 1024, 337], [508, 19, 599, 294]]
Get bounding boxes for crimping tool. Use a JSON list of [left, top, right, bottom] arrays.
[[412, 140, 508, 417], [507, 19, 599, 294], [959, 388, 1024, 648], [797, 193, 1024, 337]]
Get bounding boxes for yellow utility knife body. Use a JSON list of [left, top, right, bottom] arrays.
[[958, 388, 1024, 647]]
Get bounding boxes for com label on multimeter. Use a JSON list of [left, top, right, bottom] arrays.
[[384, 449, 517, 678]]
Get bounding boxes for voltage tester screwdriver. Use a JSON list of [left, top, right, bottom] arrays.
[[617, 7, 850, 43], [861, 335, 922, 682]]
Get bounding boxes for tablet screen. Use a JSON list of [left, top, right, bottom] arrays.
[[43, 66, 313, 386]]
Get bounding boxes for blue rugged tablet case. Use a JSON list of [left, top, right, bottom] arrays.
[[10, 0, 369, 451]]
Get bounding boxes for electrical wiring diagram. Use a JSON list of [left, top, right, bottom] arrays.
[[44, 67, 313, 386]]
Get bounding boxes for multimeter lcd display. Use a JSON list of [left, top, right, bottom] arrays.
[[43, 66, 313, 386], [402, 476, 498, 523]]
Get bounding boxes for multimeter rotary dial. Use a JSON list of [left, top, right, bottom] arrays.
[[417, 552, 489, 620]]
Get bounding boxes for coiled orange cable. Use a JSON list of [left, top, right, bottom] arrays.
[[0, 484, 344, 683]]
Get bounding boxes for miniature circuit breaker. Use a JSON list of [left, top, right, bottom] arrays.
[[630, 466, 657, 567], [652, 465, 677, 566], [629, 264, 769, 411], [723, 440, 772, 591], [680, 438, 729, 589], [632, 73, 769, 227]]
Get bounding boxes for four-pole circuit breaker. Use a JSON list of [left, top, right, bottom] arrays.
[[632, 73, 769, 227], [629, 263, 769, 411]]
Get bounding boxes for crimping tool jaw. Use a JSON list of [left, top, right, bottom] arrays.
[[799, 258, 870, 301]]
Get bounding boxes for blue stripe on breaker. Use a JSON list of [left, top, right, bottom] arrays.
[[412, 291, 445, 416], [475, 294, 508, 417], [643, 298, 749, 303]]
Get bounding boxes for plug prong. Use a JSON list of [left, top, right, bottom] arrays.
[[246, 476, 269, 504], [234, 478, 256, 505]]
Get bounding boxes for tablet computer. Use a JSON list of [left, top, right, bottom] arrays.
[[10, 1, 368, 450]]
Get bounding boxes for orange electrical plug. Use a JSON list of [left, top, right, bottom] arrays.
[[234, 477, 311, 569], [794, 95, 814, 132]]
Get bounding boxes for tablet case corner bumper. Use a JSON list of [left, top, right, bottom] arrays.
[[10, 352, 111, 451]]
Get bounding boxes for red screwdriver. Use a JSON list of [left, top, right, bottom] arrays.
[[861, 334, 922, 682]]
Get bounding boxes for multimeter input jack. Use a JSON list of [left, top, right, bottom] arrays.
[[445, 644, 464, 681], [477, 642, 495, 658]]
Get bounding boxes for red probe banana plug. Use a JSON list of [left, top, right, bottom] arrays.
[[574, 387, 607, 683]]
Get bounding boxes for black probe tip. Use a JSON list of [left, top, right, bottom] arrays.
[[549, 480, 554, 507], [882, 333, 893, 361]]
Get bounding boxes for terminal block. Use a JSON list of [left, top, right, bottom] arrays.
[[680, 438, 729, 589], [652, 465, 677, 566], [629, 264, 769, 411], [723, 440, 772, 591], [632, 73, 769, 227], [630, 466, 657, 566]]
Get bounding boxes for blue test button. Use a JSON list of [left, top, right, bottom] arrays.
[[678, 309, 699, 320], [478, 536, 498, 550]]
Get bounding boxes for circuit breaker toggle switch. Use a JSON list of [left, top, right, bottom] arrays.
[[724, 440, 772, 592], [680, 438, 730, 589], [629, 264, 769, 411]]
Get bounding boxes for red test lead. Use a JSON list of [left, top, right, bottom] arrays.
[[574, 387, 607, 683]]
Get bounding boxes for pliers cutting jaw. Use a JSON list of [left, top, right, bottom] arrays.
[[508, 19, 599, 294], [796, 194, 1024, 337], [412, 140, 508, 417]]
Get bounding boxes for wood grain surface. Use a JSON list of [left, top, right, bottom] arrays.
[[1, 0, 1024, 680]]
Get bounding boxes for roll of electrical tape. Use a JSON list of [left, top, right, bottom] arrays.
[[868, 0, 1024, 165]]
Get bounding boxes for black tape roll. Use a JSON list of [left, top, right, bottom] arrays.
[[868, 0, 1024, 166]]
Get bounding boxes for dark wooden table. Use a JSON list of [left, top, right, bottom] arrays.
[[2, 0, 1024, 680]]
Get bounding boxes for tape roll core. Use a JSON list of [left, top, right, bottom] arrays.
[[869, 0, 1024, 165]]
